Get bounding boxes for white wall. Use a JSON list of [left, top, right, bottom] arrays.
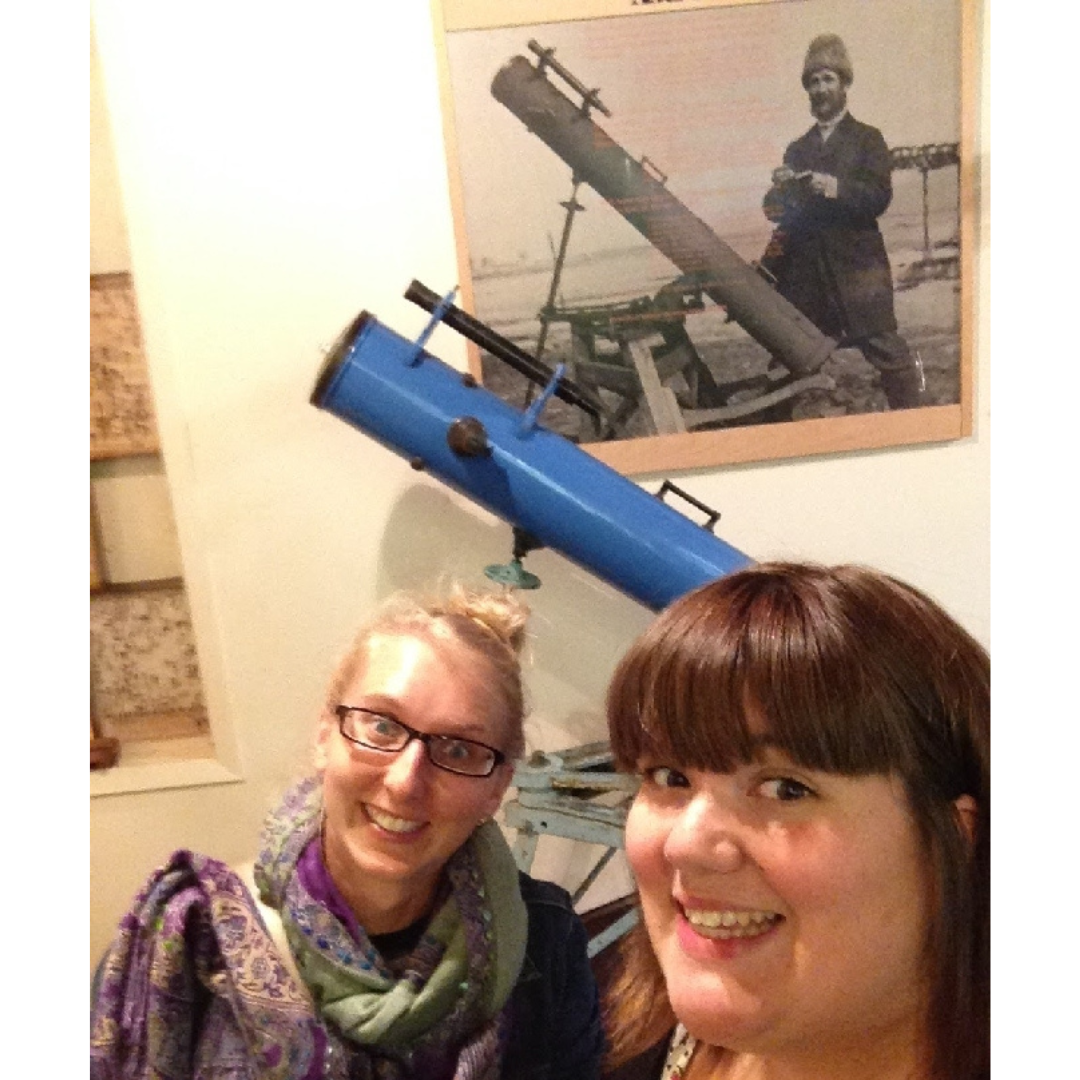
[[89, 0, 990, 965], [90, 22, 130, 275]]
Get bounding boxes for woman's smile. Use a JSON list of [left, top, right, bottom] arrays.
[[681, 905, 783, 940], [674, 904, 785, 963], [363, 802, 427, 836]]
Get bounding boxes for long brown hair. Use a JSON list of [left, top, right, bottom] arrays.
[[603, 563, 989, 1080]]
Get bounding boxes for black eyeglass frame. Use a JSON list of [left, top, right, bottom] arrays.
[[334, 705, 507, 778]]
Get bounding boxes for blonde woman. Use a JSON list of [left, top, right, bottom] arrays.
[[92, 586, 603, 1080]]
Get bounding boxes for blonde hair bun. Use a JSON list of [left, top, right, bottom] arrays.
[[438, 583, 531, 657]]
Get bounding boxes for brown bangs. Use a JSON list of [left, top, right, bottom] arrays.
[[607, 564, 947, 780], [604, 562, 990, 1079]]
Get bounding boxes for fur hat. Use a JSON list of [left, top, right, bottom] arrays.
[[801, 34, 853, 87]]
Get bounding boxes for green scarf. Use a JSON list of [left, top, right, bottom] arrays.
[[253, 776, 528, 1068]]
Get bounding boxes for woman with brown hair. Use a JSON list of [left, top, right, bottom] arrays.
[[602, 562, 988, 1080]]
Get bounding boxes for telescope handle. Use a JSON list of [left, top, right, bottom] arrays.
[[656, 480, 721, 533], [527, 40, 611, 117]]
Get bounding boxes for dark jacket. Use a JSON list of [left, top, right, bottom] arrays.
[[761, 113, 899, 342], [505, 872, 605, 1080]]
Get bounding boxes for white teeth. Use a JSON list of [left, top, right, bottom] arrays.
[[366, 805, 424, 834], [684, 908, 780, 939]]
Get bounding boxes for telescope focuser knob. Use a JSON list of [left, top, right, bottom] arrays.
[[447, 416, 491, 457]]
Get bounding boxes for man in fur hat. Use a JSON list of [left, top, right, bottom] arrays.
[[761, 33, 925, 410]]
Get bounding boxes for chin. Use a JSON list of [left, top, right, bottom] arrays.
[[675, 1005, 770, 1053], [665, 974, 773, 1050]]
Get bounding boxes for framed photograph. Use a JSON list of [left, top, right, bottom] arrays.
[[430, 0, 978, 474]]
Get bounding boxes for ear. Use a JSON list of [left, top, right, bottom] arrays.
[[480, 764, 515, 821], [313, 714, 334, 774], [953, 794, 977, 845]]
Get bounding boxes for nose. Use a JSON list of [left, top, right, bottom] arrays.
[[382, 738, 431, 793], [663, 791, 746, 874]]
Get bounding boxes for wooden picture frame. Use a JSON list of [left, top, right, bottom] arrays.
[[91, 518, 104, 592], [430, 0, 977, 475]]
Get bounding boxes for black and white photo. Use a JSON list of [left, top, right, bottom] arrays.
[[432, 0, 975, 472]]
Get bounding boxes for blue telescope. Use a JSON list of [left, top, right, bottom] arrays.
[[311, 285, 753, 612]]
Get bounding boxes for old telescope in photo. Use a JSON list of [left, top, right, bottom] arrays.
[[491, 42, 838, 379]]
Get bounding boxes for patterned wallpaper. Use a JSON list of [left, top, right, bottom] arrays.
[[90, 272, 159, 460], [90, 583, 208, 736]]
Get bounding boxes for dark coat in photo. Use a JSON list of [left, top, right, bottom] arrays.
[[762, 113, 899, 344]]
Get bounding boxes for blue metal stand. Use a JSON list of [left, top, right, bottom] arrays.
[[505, 742, 641, 957]]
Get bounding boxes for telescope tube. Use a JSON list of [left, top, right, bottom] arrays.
[[312, 312, 753, 611], [491, 55, 836, 377]]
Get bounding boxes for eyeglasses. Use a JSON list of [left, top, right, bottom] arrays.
[[334, 706, 507, 778]]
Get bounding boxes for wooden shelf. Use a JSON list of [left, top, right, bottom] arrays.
[[90, 736, 121, 771], [94, 708, 209, 743]]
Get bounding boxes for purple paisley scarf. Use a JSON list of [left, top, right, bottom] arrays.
[[90, 777, 528, 1080], [89, 848, 324, 1079]]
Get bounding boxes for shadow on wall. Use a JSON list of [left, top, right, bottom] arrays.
[[375, 482, 654, 709], [377, 482, 645, 913]]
